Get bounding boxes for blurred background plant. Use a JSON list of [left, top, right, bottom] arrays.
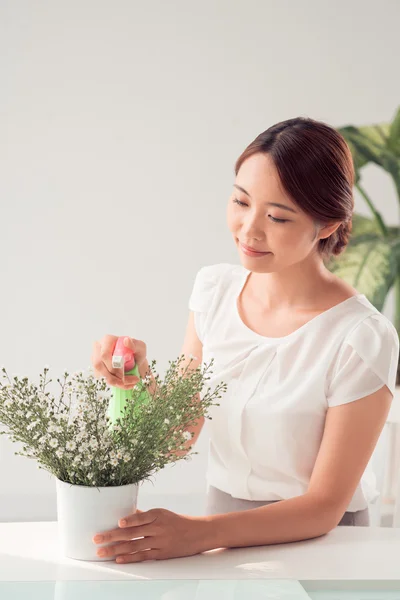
[[327, 106, 400, 385]]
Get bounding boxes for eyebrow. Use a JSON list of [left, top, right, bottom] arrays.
[[233, 184, 298, 214]]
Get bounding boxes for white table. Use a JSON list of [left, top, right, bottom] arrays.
[[1, 521, 400, 581], [2, 522, 400, 598]]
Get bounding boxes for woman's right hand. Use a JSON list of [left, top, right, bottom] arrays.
[[91, 335, 147, 390]]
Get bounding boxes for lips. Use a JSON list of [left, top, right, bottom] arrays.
[[240, 242, 269, 253]]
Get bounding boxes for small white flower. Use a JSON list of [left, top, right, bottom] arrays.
[[54, 413, 67, 422], [183, 431, 192, 441], [110, 457, 118, 466], [164, 419, 170, 425], [56, 449, 64, 459], [49, 438, 58, 448], [4, 399, 12, 408], [123, 453, 131, 463], [66, 441, 76, 451], [189, 354, 198, 361]]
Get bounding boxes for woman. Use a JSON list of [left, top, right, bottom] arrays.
[[91, 117, 399, 563]]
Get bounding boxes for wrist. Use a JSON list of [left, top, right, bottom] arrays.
[[196, 514, 222, 551]]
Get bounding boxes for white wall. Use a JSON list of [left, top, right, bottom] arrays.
[[1, 0, 399, 521]]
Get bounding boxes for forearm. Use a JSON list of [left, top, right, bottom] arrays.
[[203, 492, 336, 549]]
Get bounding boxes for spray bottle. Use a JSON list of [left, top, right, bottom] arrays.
[[107, 336, 151, 427]]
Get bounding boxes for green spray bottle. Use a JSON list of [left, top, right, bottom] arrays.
[[107, 336, 151, 427]]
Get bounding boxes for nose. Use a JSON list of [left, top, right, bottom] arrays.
[[240, 211, 266, 241]]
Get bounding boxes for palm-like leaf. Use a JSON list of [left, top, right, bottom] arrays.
[[326, 236, 397, 313], [388, 106, 400, 157]]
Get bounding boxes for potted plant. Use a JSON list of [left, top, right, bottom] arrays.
[[0, 356, 227, 561], [329, 106, 400, 389]]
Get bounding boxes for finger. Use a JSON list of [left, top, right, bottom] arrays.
[[100, 337, 125, 380], [123, 336, 135, 351], [93, 522, 154, 545], [116, 550, 158, 563], [119, 509, 157, 529], [92, 368, 139, 389], [96, 537, 154, 559], [93, 342, 132, 386], [105, 373, 137, 389]]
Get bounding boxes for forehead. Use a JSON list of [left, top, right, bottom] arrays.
[[236, 153, 289, 200]]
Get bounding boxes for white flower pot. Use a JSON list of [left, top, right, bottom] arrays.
[[56, 478, 139, 561]]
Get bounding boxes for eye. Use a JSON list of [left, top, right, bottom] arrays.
[[233, 198, 247, 207], [232, 198, 288, 223], [269, 216, 288, 223]]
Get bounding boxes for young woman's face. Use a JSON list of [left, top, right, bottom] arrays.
[[227, 153, 328, 272]]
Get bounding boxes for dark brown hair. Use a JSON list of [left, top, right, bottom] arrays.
[[234, 117, 355, 259]]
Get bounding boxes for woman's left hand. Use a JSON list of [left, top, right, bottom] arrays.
[[93, 508, 213, 563]]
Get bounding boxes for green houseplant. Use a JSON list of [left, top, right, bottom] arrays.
[[327, 106, 400, 385]]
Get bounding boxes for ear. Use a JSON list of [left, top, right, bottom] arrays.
[[318, 222, 342, 240]]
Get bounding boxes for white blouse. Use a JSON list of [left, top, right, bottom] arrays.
[[188, 262, 400, 512]]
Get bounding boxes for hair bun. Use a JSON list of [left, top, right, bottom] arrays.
[[331, 220, 352, 256]]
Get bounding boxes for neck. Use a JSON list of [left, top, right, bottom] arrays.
[[248, 253, 335, 310]]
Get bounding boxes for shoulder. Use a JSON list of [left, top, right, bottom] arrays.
[[347, 310, 399, 356], [330, 310, 399, 399], [188, 262, 242, 312], [191, 262, 237, 285]]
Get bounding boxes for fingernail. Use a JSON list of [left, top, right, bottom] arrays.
[[94, 535, 104, 543]]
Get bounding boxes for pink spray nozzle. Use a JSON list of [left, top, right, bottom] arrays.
[[112, 337, 136, 372]]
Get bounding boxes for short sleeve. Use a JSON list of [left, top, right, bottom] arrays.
[[188, 263, 232, 343], [326, 313, 399, 407]]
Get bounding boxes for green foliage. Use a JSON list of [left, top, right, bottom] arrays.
[[0, 358, 227, 488]]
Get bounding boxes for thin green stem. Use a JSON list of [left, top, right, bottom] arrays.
[[355, 182, 389, 238]]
